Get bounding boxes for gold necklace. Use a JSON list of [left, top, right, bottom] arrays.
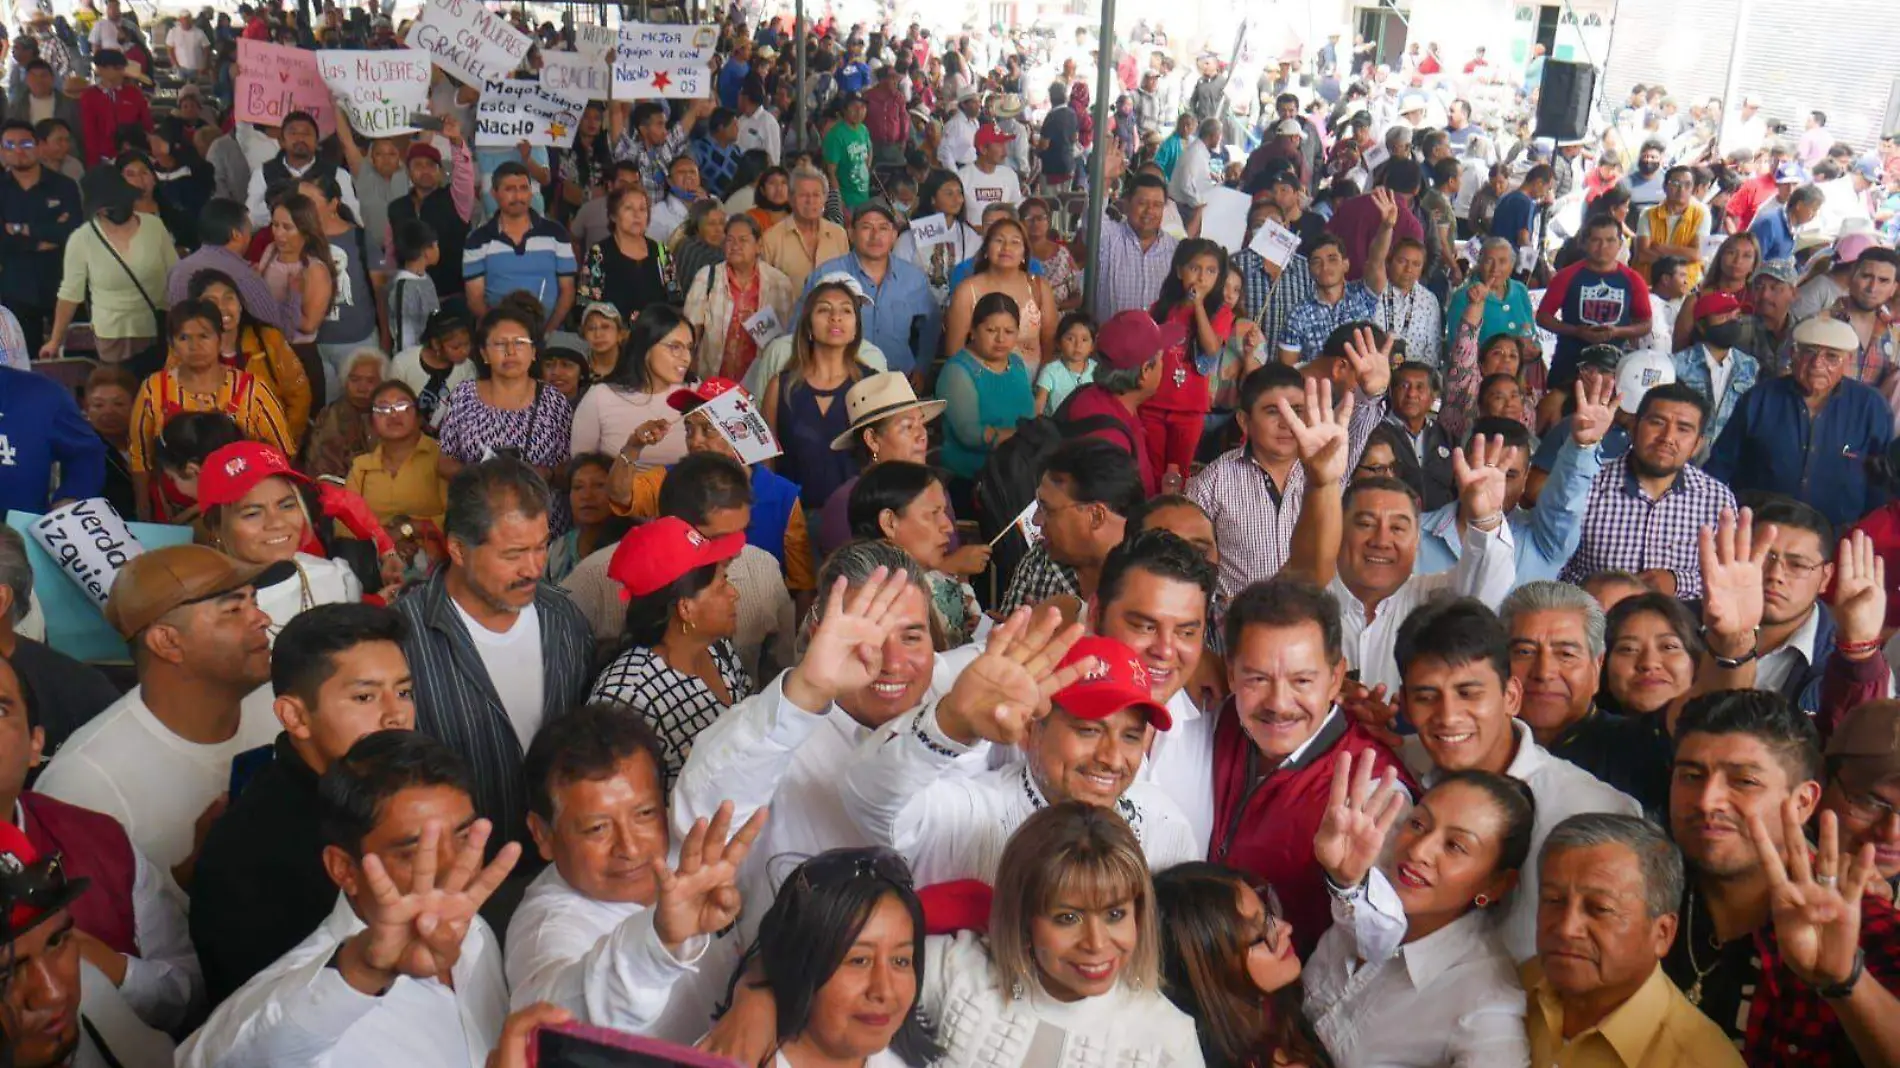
[[1683, 889, 1723, 1006]]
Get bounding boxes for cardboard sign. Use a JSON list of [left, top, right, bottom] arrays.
[[572, 23, 618, 62], [1248, 216, 1302, 268], [317, 50, 432, 137], [908, 212, 954, 248], [409, 0, 533, 86], [540, 50, 613, 102], [475, 78, 588, 148], [613, 22, 716, 100], [743, 304, 783, 345], [5, 507, 192, 662], [27, 498, 141, 608], [695, 386, 782, 465], [235, 39, 335, 135], [1200, 186, 1253, 255]]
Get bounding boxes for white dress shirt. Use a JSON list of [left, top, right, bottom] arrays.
[[1757, 606, 1896, 699], [1329, 522, 1518, 694], [939, 112, 980, 170], [1402, 720, 1641, 961], [504, 866, 736, 1045], [1305, 868, 1530, 1067], [1137, 688, 1217, 849], [735, 108, 781, 165], [15, 802, 200, 1032], [921, 930, 1207, 1067], [176, 894, 508, 1068], [669, 661, 981, 938], [839, 701, 1202, 886]]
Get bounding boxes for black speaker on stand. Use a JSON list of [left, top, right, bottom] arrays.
[[1535, 60, 1597, 142]]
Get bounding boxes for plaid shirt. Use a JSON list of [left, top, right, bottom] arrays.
[[1000, 543, 1080, 614], [1559, 455, 1737, 599], [612, 121, 692, 198], [690, 135, 744, 198], [1091, 214, 1178, 322], [1278, 281, 1382, 364], [1260, 253, 1316, 363], [1230, 248, 1272, 321], [1821, 298, 1900, 388]]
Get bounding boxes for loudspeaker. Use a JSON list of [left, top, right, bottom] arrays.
[[1535, 60, 1596, 142]]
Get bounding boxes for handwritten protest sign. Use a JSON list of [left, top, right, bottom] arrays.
[[27, 498, 141, 609], [236, 39, 335, 135], [540, 51, 612, 102], [613, 22, 716, 99], [6, 502, 192, 662], [742, 305, 783, 346], [908, 212, 954, 248], [573, 22, 618, 62], [317, 50, 432, 136], [1248, 216, 1301, 268], [475, 78, 588, 147], [410, 0, 533, 86], [697, 386, 782, 465]]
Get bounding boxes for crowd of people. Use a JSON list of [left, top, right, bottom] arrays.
[[3, 1, 1900, 1067]]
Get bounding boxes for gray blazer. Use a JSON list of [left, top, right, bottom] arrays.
[[4, 92, 82, 149]]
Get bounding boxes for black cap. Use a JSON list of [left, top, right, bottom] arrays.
[[92, 47, 127, 67], [851, 201, 898, 226], [1577, 344, 1622, 373]]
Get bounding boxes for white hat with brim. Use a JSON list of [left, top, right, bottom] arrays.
[[1794, 317, 1861, 353], [830, 371, 946, 450], [810, 271, 875, 306]]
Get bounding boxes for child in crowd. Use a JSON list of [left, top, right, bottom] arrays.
[[1138, 237, 1233, 489], [387, 219, 440, 353], [1034, 312, 1096, 414]]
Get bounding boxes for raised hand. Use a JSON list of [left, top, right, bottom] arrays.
[[1370, 187, 1399, 228], [1750, 797, 1877, 990], [652, 802, 767, 954], [1340, 324, 1394, 397], [784, 567, 914, 712], [1829, 529, 1887, 655], [1338, 678, 1402, 748], [440, 114, 464, 146], [1275, 376, 1355, 485], [1452, 433, 1509, 522], [1699, 507, 1773, 641], [1313, 749, 1408, 889], [1569, 375, 1620, 447], [1462, 281, 1491, 322], [937, 606, 1092, 746], [355, 819, 521, 987]]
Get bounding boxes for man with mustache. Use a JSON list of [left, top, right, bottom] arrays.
[[393, 457, 594, 850], [1664, 690, 1900, 1068], [1524, 813, 1744, 1067], [1561, 382, 1736, 599]]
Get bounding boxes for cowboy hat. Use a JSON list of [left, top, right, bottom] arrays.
[[830, 371, 946, 451]]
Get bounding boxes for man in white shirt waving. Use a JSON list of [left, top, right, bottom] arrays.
[[178, 731, 521, 1068], [507, 704, 763, 1045]]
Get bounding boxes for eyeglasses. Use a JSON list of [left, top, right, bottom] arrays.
[[485, 337, 535, 354], [0, 853, 73, 934], [652, 338, 694, 356], [372, 401, 415, 415], [1762, 550, 1826, 577], [1834, 776, 1900, 823], [1355, 461, 1399, 478], [0, 139, 34, 151], [1248, 883, 1287, 951], [1796, 344, 1852, 366]]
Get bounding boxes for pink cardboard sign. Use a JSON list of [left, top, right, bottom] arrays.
[[236, 39, 336, 136]]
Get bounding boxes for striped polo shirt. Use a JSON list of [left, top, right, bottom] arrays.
[[463, 212, 576, 317]]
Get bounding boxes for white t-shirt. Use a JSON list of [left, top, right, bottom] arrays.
[[89, 18, 122, 51], [956, 162, 1021, 228], [450, 598, 546, 751], [165, 25, 209, 72], [35, 686, 281, 871]]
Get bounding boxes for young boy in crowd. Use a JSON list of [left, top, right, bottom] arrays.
[[387, 219, 441, 354]]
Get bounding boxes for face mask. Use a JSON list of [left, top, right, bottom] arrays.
[[100, 204, 134, 225], [1637, 159, 1661, 176], [1702, 319, 1747, 349]]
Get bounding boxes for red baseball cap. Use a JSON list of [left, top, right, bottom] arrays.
[[974, 122, 1013, 148], [668, 378, 747, 414], [1692, 290, 1743, 321], [0, 821, 88, 940], [196, 441, 310, 509], [1050, 636, 1173, 731], [1096, 309, 1186, 371], [607, 516, 745, 599]]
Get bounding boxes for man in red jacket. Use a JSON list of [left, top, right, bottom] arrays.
[[1208, 577, 1415, 958], [76, 49, 151, 166]]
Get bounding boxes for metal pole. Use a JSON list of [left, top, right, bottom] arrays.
[[793, 0, 806, 154], [1080, 0, 1115, 316], [1719, 0, 1752, 128]]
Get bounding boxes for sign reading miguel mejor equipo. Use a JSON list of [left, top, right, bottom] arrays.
[[409, 0, 533, 85], [317, 50, 433, 136]]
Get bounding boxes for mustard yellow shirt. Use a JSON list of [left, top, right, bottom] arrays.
[[613, 464, 814, 591], [1523, 959, 1745, 1068], [346, 436, 448, 530]]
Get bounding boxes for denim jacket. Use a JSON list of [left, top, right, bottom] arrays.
[[1672, 344, 1759, 459], [1416, 432, 1604, 584]]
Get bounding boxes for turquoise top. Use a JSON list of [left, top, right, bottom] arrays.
[[936, 349, 1034, 480]]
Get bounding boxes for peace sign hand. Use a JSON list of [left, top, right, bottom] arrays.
[[1750, 797, 1877, 989], [1313, 749, 1408, 890], [1700, 507, 1773, 643], [652, 802, 768, 955], [1569, 375, 1620, 447], [1276, 376, 1356, 485], [1452, 433, 1509, 521], [784, 567, 916, 712], [936, 606, 1092, 746]]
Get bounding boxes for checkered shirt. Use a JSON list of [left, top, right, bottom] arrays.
[[1727, 886, 1900, 1068], [1278, 281, 1382, 364], [1558, 455, 1737, 599], [1000, 543, 1080, 614], [1821, 298, 1900, 388], [1091, 214, 1179, 322], [1259, 253, 1316, 362], [612, 121, 693, 198]]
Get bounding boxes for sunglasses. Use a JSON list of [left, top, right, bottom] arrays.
[[791, 847, 914, 893], [371, 401, 415, 415]]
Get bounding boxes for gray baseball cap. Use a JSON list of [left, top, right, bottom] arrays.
[[1752, 259, 1798, 287]]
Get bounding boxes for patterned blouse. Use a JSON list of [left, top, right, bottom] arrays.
[[1035, 244, 1080, 309], [589, 639, 754, 790], [436, 380, 575, 531]]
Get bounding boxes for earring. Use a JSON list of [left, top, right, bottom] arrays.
[[1010, 980, 1025, 1001], [870, 447, 880, 463], [682, 618, 696, 635], [1473, 893, 1491, 909]]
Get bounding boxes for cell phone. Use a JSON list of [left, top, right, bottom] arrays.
[[529, 1023, 742, 1068], [409, 111, 445, 131]]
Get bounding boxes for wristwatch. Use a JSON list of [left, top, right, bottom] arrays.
[[1697, 624, 1759, 669], [1816, 949, 1865, 1000]]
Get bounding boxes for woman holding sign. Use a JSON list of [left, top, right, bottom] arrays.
[[682, 214, 796, 382]]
